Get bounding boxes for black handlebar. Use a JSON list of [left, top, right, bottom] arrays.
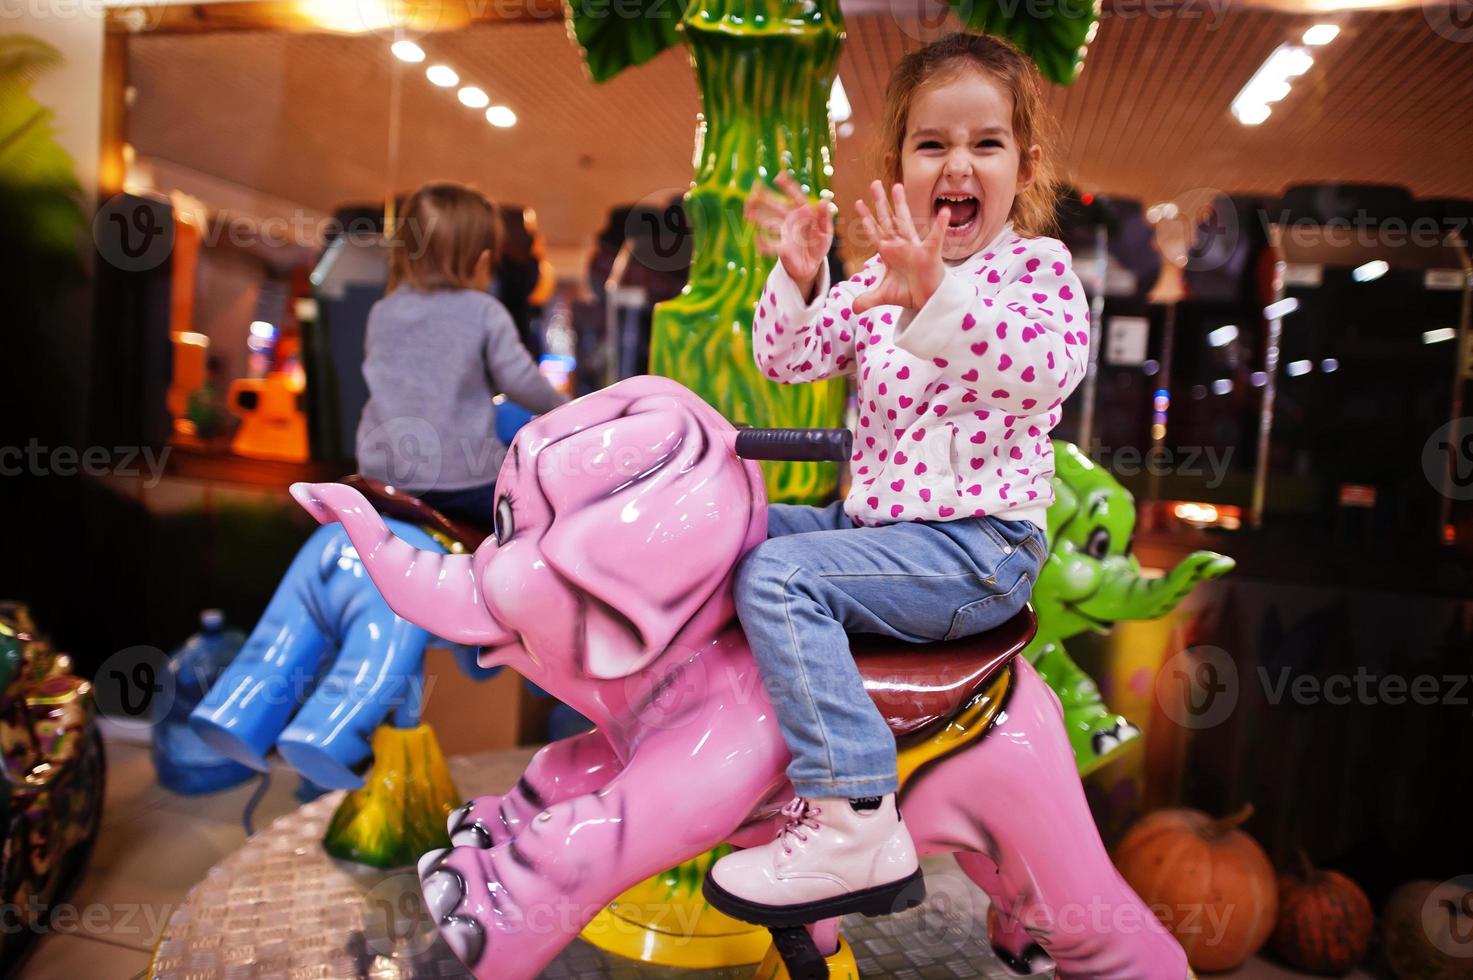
[[734, 428, 853, 463]]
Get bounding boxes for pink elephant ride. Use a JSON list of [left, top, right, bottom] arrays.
[[290, 375, 1188, 980]]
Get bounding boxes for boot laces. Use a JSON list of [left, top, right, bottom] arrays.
[[779, 798, 822, 854]]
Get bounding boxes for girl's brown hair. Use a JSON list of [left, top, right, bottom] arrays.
[[387, 182, 502, 293], [877, 32, 1060, 238]]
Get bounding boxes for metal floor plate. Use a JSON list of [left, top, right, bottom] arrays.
[[150, 754, 1030, 980]]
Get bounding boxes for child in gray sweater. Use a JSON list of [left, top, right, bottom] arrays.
[[356, 183, 567, 527]]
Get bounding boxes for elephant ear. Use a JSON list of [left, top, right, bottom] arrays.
[[535, 398, 752, 680], [565, 0, 688, 84], [942, 0, 1098, 85]]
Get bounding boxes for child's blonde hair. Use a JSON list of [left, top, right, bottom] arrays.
[[877, 32, 1060, 239], [388, 182, 502, 293]]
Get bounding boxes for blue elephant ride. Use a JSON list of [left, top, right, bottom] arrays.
[[190, 477, 495, 868]]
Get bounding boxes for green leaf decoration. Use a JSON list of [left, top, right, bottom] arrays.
[[564, 0, 689, 83], [0, 34, 84, 257], [943, 0, 1099, 85]]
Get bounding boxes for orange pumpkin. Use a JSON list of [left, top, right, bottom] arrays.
[[1113, 803, 1278, 972], [1271, 853, 1373, 974], [1383, 880, 1473, 980]]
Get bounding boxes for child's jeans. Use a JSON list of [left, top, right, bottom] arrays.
[[734, 500, 1046, 799]]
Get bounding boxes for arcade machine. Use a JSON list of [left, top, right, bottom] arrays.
[[1053, 194, 1163, 459], [1256, 183, 1472, 542]]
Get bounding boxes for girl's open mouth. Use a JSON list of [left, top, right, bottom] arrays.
[[936, 193, 979, 237]]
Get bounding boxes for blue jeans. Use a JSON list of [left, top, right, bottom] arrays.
[[734, 501, 1046, 798]]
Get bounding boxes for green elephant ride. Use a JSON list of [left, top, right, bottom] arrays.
[[1032, 442, 1235, 776]]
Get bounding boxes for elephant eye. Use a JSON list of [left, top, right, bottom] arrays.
[[1084, 527, 1110, 559], [494, 495, 515, 546]]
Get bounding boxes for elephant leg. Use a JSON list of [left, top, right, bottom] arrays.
[[449, 728, 621, 850], [277, 607, 428, 791], [953, 851, 1055, 976], [419, 724, 783, 980], [190, 540, 332, 771], [903, 660, 1187, 980], [1030, 641, 1141, 774]]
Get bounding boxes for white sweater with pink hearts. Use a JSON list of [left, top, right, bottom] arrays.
[[754, 224, 1090, 530]]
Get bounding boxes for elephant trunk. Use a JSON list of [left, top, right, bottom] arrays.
[[1080, 551, 1233, 624], [290, 482, 512, 647]]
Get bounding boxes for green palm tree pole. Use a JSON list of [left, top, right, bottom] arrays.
[[654, 0, 848, 503], [570, 0, 849, 502]]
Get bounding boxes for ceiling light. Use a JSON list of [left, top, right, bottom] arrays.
[[1212, 378, 1234, 395], [1321, 358, 1339, 372], [391, 40, 425, 63], [1208, 324, 1239, 347], [1250, 371, 1268, 387], [1302, 24, 1340, 45], [1424, 327, 1457, 344], [1234, 102, 1272, 126], [1231, 44, 1313, 127], [458, 86, 489, 109], [1264, 297, 1300, 319], [485, 105, 517, 128], [1268, 45, 1315, 77], [1286, 359, 1312, 376], [1352, 259, 1388, 282], [1250, 79, 1293, 104], [426, 64, 458, 87]]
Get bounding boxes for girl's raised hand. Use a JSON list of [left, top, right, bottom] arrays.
[[853, 180, 948, 314], [745, 172, 834, 297]]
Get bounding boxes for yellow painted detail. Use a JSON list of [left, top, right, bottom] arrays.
[[896, 665, 1013, 788]]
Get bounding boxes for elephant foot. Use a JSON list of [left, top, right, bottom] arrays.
[[322, 724, 459, 868], [987, 903, 1056, 977], [1075, 714, 1142, 778], [1031, 644, 1142, 775]]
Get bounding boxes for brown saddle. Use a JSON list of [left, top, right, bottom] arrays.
[[340, 476, 1032, 739], [343, 476, 492, 551], [853, 607, 1036, 739]]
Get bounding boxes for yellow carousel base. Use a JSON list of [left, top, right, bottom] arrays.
[[579, 848, 771, 968], [753, 936, 858, 979]]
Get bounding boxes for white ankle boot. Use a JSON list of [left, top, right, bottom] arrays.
[[703, 794, 924, 926]]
